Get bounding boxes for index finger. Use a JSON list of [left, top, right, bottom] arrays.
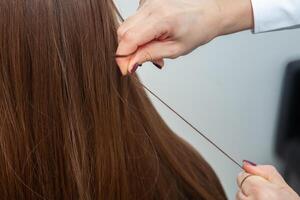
[[116, 16, 169, 57], [243, 164, 287, 186], [117, 9, 146, 42]]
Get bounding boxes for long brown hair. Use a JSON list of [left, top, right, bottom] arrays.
[[0, 0, 226, 199]]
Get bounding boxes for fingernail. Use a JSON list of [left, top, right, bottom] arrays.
[[243, 160, 257, 166], [130, 63, 139, 74], [152, 62, 162, 69]]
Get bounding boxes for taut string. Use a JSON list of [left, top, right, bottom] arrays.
[[140, 82, 243, 169], [112, 1, 243, 169]]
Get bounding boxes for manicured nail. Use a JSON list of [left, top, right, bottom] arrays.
[[130, 63, 139, 74], [243, 160, 257, 166], [152, 62, 162, 69]]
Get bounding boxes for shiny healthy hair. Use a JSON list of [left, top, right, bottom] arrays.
[[0, 0, 226, 199]]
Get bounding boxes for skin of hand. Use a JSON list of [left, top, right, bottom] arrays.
[[115, 0, 254, 75], [236, 162, 300, 200]]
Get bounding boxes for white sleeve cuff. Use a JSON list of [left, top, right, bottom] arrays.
[[251, 0, 300, 33]]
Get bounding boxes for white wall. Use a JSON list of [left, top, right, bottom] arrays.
[[115, 1, 300, 199]]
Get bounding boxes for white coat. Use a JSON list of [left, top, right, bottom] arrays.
[[252, 0, 300, 33]]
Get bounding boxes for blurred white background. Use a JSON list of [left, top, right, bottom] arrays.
[[115, 1, 300, 199]]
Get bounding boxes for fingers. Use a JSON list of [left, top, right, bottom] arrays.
[[115, 54, 164, 75], [115, 56, 131, 75], [116, 8, 175, 75], [116, 40, 178, 75], [116, 18, 168, 75], [126, 40, 180, 72], [117, 0, 150, 41], [116, 16, 170, 56], [237, 162, 299, 200], [243, 163, 287, 186], [117, 9, 146, 42], [237, 172, 250, 188], [236, 190, 249, 200], [237, 171, 269, 196]]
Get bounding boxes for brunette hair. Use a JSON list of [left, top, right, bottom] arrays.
[[0, 0, 226, 199]]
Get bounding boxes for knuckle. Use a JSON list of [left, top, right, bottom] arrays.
[[123, 31, 135, 42], [266, 165, 278, 177], [148, 9, 157, 19], [266, 165, 276, 172], [169, 44, 182, 59], [142, 51, 153, 61], [162, 16, 175, 33], [117, 27, 124, 37]]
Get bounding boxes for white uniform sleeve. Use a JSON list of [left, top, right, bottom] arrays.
[[251, 0, 300, 33]]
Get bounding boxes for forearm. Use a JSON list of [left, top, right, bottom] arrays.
[[217, 0, 254, 35]]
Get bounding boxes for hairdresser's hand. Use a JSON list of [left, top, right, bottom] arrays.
[[115, 0, 254, 75], [236, 161, 300, 200]]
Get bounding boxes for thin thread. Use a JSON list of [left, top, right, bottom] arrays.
[[113, 4, 243, 169], [141, 83, 243, 169]]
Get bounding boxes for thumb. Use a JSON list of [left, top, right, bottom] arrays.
[[127, 40, 181, 73], [243, 161, 287, 186]]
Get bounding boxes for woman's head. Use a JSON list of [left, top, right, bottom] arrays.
[[0, 0, 226, 199]]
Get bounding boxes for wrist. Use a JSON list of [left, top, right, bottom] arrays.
[[217, 0, 254, 36]]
